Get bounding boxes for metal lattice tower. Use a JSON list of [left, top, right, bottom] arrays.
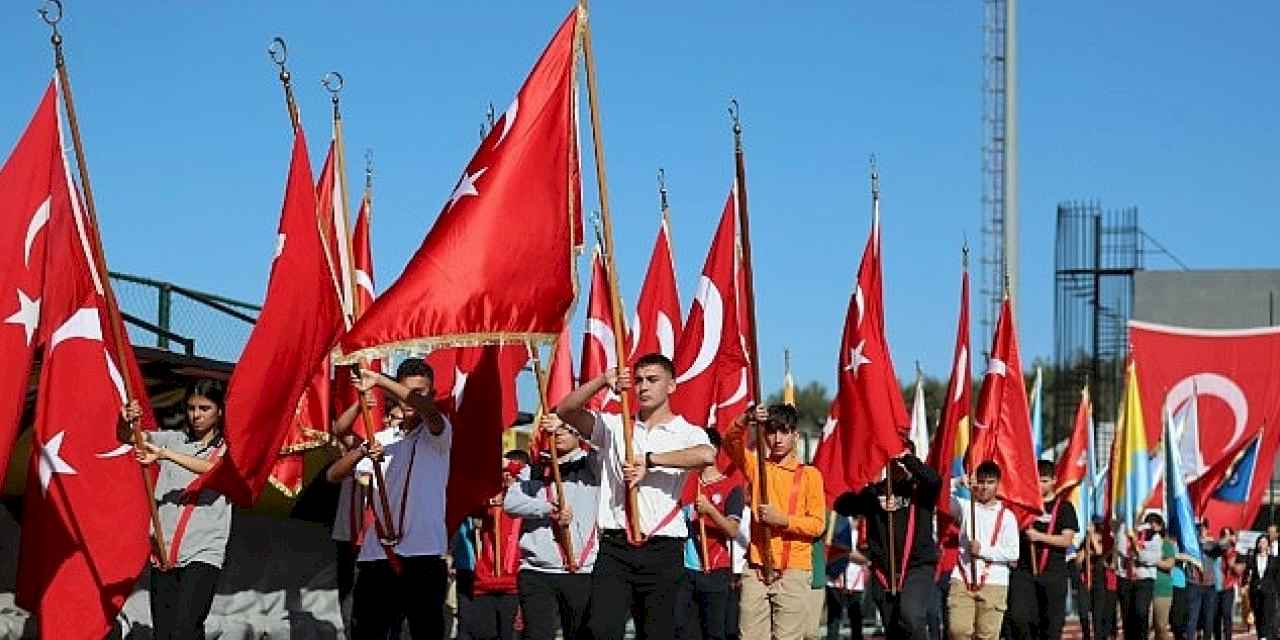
[[980, 0, 1018, 348]]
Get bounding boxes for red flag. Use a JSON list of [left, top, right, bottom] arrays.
[[629, 214, 682, 362], [547, 325, 575, 407], [338, 10, 582, 361], [1130, 321, 1280, 531], [926, 267, 971, 508], [344, 191, 386, 440], [16, 102, 150, 638], [966, 298, 1042, 525], [1056, 387, 1092, 495], [426, 345, 528, 532], [812, 206, 909, 502], [579, 247, 620, 412], [671, 189, 749, 430], [189, 128, 343, 505], [0, 82, 59, 480]]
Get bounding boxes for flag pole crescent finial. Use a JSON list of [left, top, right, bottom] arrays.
[[729, 98, 742, 150], [38, 0, 65, 66], [322, 71, 344, 119], [657, 168, 668, 212]]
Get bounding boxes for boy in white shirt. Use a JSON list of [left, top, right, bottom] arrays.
[[946, 461, 1020, 640]]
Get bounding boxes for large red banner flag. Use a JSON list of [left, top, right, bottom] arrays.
[[189, 128, 343, 505], [629, 213, 682, 362], [966, 297, 1042, 525], [0, 82, 59, 480], [671, 188, 749, 430], [337, 10, 582, 361], [1130, 320, 1280, 531], [812, 204, 909, 503], [16, 90, 151, 638]]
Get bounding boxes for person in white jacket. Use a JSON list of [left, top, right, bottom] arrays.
[[946, 461, 1020, 640]]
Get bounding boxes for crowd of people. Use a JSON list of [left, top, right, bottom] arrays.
[[121, 354, 1280, 640]]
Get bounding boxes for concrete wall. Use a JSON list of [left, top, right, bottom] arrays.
[[1133, 269, 1280, 329]]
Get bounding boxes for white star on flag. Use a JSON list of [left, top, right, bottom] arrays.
[[843, 340, 872, 377], [446, 167, 488, 211], [986, 358, 1007, 378], [4, 289, 41, 345], [38, 430, 78, 495]]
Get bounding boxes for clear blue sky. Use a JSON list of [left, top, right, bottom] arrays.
[[2, 2, 1276, 397]]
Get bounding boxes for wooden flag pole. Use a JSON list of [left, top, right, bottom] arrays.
[[961, 245, 979, 588], [530, 342, 578, 571], [39, 0, 170, 567], [322, 73, 400, 545], [578, 1, 641, 542], [730, 100, 774, 580]]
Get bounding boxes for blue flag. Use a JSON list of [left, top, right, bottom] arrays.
[[1213, 434, 1261, 504], [1164, 406, 1202, 567]]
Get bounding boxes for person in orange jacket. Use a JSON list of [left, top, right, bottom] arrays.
[[724, 404, 826, 640]]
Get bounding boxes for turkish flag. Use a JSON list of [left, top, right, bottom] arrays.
[[629, 214, 682, 363], [426, 345, 528, 532], [547, 325, 575, 407], [812, 208, 909, 502], [1056, 387, 1092, 495], [189, 128, 343, 505], [671, 189, 750, 431], [343, 192, 386, 440], [1130, 321, 1280, 531], [579, 247, 621, 412], [926, 268, 972, 514], [338, 9, 582, 361], [16, 116, 150, 639], [966, 298, 1042, 525], [0, 82, 59, 480]]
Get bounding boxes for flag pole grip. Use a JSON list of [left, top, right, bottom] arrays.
[[531, 343, 578, 571]]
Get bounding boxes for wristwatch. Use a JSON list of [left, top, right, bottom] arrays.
[[645, 452, 655, 469]]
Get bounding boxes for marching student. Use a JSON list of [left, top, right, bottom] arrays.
[[1006, 460, 1079, 640], [555, 354, 716, 640], [724, 404, 826, 640], [502, 414, 602, 640], [825, 515, 869, 640], [674, 427, 745, 640], [455, 451, 526, 640], [1117, 511, 1166, 640], [125, 380, 232, 640], [945, 461, 1020, 640], [1215, 527, 1241, 640], [1245, 533, 1279, 640], [1186, 520, 1224, 639], [832, 441, 942, 640], [341, 358, 452, 640]]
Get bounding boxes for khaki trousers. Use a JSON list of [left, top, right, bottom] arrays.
[[1153, 595, 1172, 640], [740, 568, 813, 640], [946, 580, 1008, 640], [801, 584, 825, 640]]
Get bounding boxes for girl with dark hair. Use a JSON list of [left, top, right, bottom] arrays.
[[123, 378, 232, 640]]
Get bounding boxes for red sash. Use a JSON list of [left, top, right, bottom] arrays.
[[166, 444, 225, 569], [1035, 498, 1063, 573], [873, 502, 918, 593], [957, 504, 1008, 591], [774, 466, 806, 573], [543, 482, 599, 570]]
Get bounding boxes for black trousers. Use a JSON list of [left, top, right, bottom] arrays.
[[1214, 589, 1235, 640], [580, 534, 685, 640], [1088, 570, 1116, 640], [518, 570, 592, 640], [825, 588, 863, 640], [1251, 588, 1275, 640], [353, 555, 448, 639], [1070, 563, 1092, 640], [1172, 586, 1189, 640], [1121, 578, 1154, 640], [150, 561, 222, 640], [866, 564, 934, 640], [674, 568, 732, 640], [459, 592, 519, 640], [1007, 569, 1069, 640], [726, 581, 742, 640]]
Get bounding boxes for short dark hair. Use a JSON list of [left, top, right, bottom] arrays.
[[1144, 512, 1165, 527], [396, 357, 434, 382], [705, 427, 722, 449], [975, 460, 1001, 480], [1037, 460, 1056, 478], [633, 353, 676, 378], [504, 449, 531, 465], [767, 404, 800, 430]]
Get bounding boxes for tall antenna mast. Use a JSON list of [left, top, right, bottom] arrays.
[[980, 0, 1018, 355]]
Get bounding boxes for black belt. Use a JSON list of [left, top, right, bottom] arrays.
[[600, 529, 683, 542]]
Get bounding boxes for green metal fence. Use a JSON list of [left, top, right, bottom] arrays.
[[109, 272, 258, 362]]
